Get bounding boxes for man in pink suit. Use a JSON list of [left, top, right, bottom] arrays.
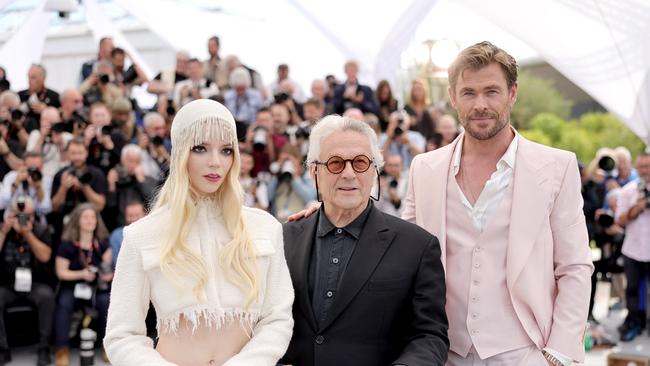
[[403, 41, 593, 365]]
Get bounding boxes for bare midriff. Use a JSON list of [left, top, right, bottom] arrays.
[[156, 315, 251, 366]]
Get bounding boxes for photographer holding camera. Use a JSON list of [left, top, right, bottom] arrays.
[[0, 195, 54, 365], [0, 92, 26, 177], [268, 145, 316, 221], [79, 60, 123, 108], [172, 58, 219, 110], [17, 64, 61, 133], [375, 154, 409, 217], [615, 151, 650, 341], [0, 152, 51, 221], [0, 91, 29, 152], [51, 138, 107, 221], [379, 110, 425, 169], [105, 144, 157, 229], [54, 203, 112, 365], [136, 112, 169, 179]]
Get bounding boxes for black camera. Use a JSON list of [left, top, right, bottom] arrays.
[[152, 135, 164, 147], [598, 155, 616, 172], [597, 209, 615, 228], [394, 115, 405, 137], [16, 195, 29, 227], [166, 102, 176, 117], [116, 165, 133, 187], [68, 167, 93, 185], [389, 179, 399, 189], [101, 125, 114, 136], [67, 110, 88, 131], [274, 92, 290, 104], [252, 126, 268, 151], [11, 109, 24, 121], [99, 74, 110, 84], [51, 122, 68, 134], [295, 127, 310, 139], [28, 167, 42, 182]]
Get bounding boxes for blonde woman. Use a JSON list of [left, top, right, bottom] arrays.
[[104, 99, 294, 365]]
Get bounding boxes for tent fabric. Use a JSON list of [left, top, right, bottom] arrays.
[[84, 0, 154, 79], [456, 0, 650, 144], [0, 0, 50, 90], [0, 0, 649, 144]]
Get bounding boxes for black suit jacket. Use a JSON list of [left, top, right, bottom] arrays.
[[332, 83, 380, 117], [282, 204, 448, 366]]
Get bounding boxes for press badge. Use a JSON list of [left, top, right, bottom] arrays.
[[74, 283, 93, 300], [14, 267, 32, 292]]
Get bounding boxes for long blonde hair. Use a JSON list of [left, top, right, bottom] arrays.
[[154, 100, 259, 306]]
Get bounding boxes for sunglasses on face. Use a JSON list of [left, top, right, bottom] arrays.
[[314, 155, 373, 174]]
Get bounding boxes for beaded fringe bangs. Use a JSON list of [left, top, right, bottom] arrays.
[[173, 116, 237, 151]]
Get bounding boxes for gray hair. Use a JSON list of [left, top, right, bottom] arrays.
[[143, 112, 164, 129], [120, 143, 143, 162], [229, 66, 251, 88], [0, 90, 20, 106], [306, 115, 384, 170], [614, 146, 632, 162], [29, 63, 46, 77]]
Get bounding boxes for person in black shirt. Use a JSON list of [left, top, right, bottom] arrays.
[[0, 196, 54, 365], [53, 203, 112, 365], [18, 64, 61, 133]]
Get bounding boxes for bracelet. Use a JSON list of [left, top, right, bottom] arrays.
[[542, 350, 564, 366]]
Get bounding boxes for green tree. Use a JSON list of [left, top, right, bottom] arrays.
[[511, 71, 572, 130], [521, 112, 646, 163]]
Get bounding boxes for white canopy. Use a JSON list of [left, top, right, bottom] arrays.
[[1, 0, 648, 144]]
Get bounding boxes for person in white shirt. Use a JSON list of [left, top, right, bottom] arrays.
[[104, 99, 293, 366], [173, 59, 219, 110]]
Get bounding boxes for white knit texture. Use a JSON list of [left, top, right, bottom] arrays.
[[104, 203, 294, 366]]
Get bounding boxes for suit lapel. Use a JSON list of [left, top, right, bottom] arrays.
[[319, 206, 395, 332], [419, 137, 460, 271], [288, 213, 319, 331], [506, 138, 553, 287]]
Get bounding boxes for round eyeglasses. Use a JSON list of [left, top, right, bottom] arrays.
[[314, 155, 373, 174]]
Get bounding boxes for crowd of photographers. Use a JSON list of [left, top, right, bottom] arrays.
[[581, 147, 650, 343], [0, 33, 647, 364], [0, 35, 460, 365]]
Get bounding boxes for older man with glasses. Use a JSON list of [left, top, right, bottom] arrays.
[[280, 115, 449, 366]]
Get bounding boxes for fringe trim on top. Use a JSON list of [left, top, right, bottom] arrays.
[[158, 305, 260, 337], [174, 116, 237, 150]]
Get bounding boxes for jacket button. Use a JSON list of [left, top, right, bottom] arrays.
[[315, 335, 325, 344]]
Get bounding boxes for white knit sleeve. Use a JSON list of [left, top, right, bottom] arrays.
[[222, 222, 295, 366], [103, 226, 177, 365]]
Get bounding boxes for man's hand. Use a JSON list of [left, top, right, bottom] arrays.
[[107, 168, 118, 191], [61, 171, 79, 191], [13, 220, 33, 236], [133, 165, 146, 183], [286, 202, 321, 222], [81, 268, 97, 282], [1, 216, 15, 235]]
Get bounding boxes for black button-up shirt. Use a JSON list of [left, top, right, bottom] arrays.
[[309, 202, 372, 326]]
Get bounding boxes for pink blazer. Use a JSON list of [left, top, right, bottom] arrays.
[[403, 134, 594, 362]]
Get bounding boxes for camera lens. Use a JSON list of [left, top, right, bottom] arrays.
[[28, 168, 42, 182], [11, 109, 24, 121], [598, 156, 616, 172], [99, 74, 110, 84]]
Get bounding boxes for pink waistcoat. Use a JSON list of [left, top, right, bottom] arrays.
[[445, 169, 532, 359]]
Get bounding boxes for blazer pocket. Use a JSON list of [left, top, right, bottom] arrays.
[[367, 277, 410, 292]]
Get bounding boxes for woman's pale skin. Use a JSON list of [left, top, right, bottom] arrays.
[[155, 137, 251, 366]]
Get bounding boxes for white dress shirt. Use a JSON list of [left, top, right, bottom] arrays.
[[452, 132, 518, 232]]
